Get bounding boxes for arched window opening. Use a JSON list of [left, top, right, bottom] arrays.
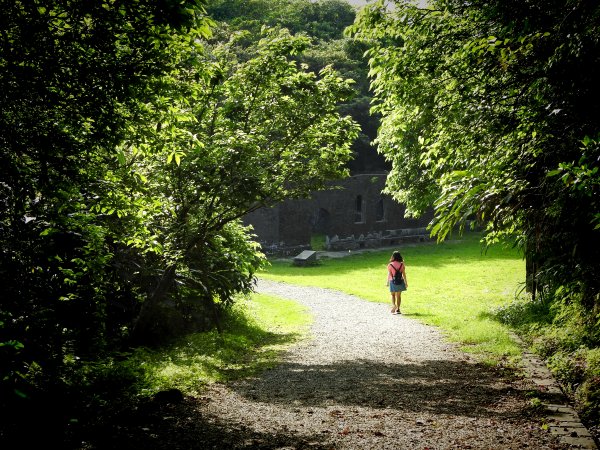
[[355, 195, 364, 223], [312, 208, 330, 234], [376, 197, 385, 222]]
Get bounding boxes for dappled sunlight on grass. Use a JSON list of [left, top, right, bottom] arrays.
[[130, 293, 312, 395]]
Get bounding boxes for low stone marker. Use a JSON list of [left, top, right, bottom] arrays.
[[293, 250, 317, 266]]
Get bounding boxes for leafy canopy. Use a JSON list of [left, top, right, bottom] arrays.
[[348, 0, 600, 427], [348, 0, 599, 269], [0, 0, 359, 432]]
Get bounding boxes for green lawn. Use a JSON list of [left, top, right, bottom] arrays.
[[259, 232, 526, 363]]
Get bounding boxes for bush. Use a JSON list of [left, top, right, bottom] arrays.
[[491, 295, 552, 328]]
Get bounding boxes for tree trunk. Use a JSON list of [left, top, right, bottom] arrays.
[[525, 225, 541, 301], [130, 265, 177, 346]]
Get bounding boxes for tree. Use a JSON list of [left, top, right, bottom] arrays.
[[206, 0, 388, 174], [1, 0, 212, 408], [127, 28, 360, 342], [301, 37, 385, 172], [348, 0, 599, 297], [0, 2, 359, 440], [348, 0, 600, 424], [208, 0, 357, 41]]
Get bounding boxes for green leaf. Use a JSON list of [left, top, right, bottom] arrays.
[[14, 389, 28, 399]]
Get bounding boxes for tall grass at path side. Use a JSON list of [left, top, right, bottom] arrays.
[[258, 232, 526, 364]]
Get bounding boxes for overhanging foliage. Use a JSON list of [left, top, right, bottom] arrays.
[[0, 1, 359, 437]]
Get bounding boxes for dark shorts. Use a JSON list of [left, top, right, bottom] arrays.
[[390, 281, 406, 292]]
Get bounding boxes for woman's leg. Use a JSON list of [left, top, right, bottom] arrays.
[[390, 291, 397, 312], [396, 293, 402, 313]]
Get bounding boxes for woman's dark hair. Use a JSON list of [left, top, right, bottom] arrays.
[[390, 251, 403, 262]]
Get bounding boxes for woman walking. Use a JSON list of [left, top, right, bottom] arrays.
[[387, 251, 408, 314]]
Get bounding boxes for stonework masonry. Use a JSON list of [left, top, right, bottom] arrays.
[[243, 173, 434, 255]]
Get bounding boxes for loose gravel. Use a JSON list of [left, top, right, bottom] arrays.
[[196, 279, 571, 449]]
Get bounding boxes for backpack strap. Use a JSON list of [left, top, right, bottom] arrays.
[[389, 262, 403, 274]]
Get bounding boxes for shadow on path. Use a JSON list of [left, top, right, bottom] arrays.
[[230, 358, 527, 420], [62, 397, 334, 450]]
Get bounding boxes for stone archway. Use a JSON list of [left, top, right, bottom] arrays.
[[310, 208, 331, 250], [311, 208, 331, 234]]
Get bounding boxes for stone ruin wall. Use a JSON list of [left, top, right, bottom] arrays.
[[243, 174, 435, 256], [325, 227, 431, 251]]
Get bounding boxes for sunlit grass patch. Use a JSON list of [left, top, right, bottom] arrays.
[[128, 292, 312, 396], [259, 232, 526, 364]]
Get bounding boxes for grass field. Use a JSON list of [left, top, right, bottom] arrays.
[[258, 232, 527, 364]]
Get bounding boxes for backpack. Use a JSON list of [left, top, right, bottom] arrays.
[[390, 263, 404, 285]]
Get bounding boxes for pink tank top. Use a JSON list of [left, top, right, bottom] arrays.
[[388, 261, 403, 281]]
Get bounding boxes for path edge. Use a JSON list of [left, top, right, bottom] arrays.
[[511, 332, 597, 449]]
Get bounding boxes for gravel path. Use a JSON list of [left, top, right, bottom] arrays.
[[197, 279, 569, 449]]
